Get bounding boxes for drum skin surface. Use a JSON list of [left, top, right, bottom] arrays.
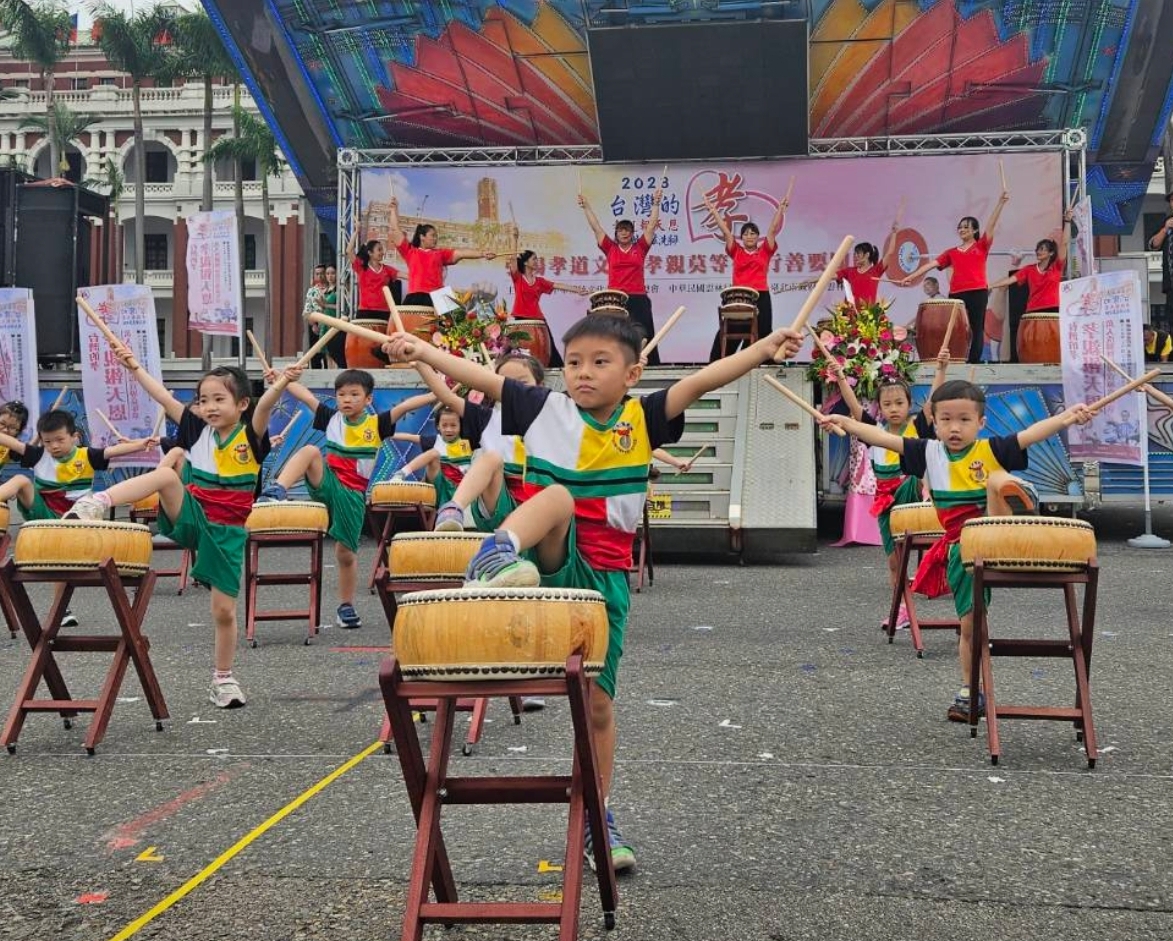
[[370, 480, 437, 508], [960, 517, 1096, 572], [14, 519, 153, 575]]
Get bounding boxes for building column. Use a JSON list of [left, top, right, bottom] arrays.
[[173, 216, 190, 358], [88, 217, 103, 288], [282, 215, 303, 355]]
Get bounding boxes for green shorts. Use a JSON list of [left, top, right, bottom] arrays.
[[432, 472, 457, 507], [470, 483, 517, 533], [877, 477, 923, 555], [307, 464, 365, 553], [535, 520, 629, 700], [23, 489, 61, 522], [159, 490, 248, 599], [946, 541, 990, 619]]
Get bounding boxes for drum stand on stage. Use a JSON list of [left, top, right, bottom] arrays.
[[380, 654, 617, 940], [0, 559, 168, 754]]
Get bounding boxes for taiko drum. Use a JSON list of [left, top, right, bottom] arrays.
[[14, 520, 153, 576], [959, 517, 1096, 572]]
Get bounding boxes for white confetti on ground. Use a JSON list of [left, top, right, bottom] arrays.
[[508, 745, 528, 753], [718, 719, 742, 729], [758, 752, 775, 760], [691, 625, 714, 632], [647, 699, 678, 707], [988, 776, 1005, 783]]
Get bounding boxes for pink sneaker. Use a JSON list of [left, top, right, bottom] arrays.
[[896, 604, 911, 631]]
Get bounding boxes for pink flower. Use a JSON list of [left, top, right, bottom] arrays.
[[846, 376, 858, 387], [900, 342, 913, 354], [487, 323, 501, 340], [892, 325, 907, 341], [880, 363, 896, 375], [466, 311, 478, 322], [432, 331, 444, 345], [879, 329, 892, 341], [468, 390, 485, 405], [819, 330, 835, 348]]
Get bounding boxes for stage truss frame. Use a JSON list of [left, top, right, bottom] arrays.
[[336, 130, 1086, 320]]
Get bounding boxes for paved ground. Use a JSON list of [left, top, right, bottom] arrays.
[[2, 506, 1173, 941]]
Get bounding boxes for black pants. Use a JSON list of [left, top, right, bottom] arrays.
[[326, 326, 347, 368], [1005, 275, 1029, 363], [402, 291, 431, 307], [625, 293, 659, 366], [710, 292, 773, 361], [308, 324, 327, 368], [951, 288, 989, 364]]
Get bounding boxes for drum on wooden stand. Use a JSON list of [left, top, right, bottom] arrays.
[[371, 480, 437, 509], [1016, 313, 1060, 364], [397, 305, 438, 342], [393, 586, 610, 680], [388, 532, 485, 582], [720, 286, 759, 309], [245, 500, 329, 534], [14, 520, 152, 575], [960, 517, 1096, 572], [888, 501, 943, 538], [589, 289, 628, 312], [510, 319, 552, 367], [915, 299, 970, 361], [346, 318, 391, 369]]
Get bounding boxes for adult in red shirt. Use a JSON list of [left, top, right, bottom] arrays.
[[990, 207, 1073, 316], [346, 229, 401, 316], [386, 196, 496, 305], [904, 183, 1010, 363], [835, 220, 899, 307], [701, 190, 788, 359], [507, 234, 588, 367], [577, 188, 663, 364]]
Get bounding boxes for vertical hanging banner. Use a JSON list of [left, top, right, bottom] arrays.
[[1059, 269, 1145, 466], [186, 208, 243, 336], [1069, 195, 1095, 279], [77, 284, 163, 468], [0, 288, 40, 436]]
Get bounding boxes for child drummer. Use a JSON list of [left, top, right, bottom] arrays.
[[823, 380, 1093, 721], [383, 313, 804, 873], [257, 367, 435, 629]]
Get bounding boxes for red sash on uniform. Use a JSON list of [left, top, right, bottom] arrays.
[[869, 476, 905, 519], [910, 505, 983, 598]]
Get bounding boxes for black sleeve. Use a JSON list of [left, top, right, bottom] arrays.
[[246, 424, 271, 464], [19, 444, 44, 469], [419, 433, 437, 453], [376, 410, 397, 440], [87, 447, 110, 471], [988, 433, 1029, 473], [913, 412, 935, 439], [175, 407, 207, 450], [899, 438, 929, 477], [858, 411, 878, 427], [312, 402, 336, 432], [460, 403, 493, 450], [160, 436, 178, 454], [640, 388, 685, 449], [500, 378, 553, 437]]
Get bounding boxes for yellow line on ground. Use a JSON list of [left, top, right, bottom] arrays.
[[109, 741, 383, 941]]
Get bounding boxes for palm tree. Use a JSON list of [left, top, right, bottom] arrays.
[[19, 99, 97, 178], [91, 3, 175, 285], [205, 106, 284, 349], [0, 0, 73, 177]]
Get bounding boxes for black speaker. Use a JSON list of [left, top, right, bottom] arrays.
[[14, 183, 79, 364], [588, 20, 809, 162]]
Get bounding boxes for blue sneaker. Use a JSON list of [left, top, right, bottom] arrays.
[[335, 603, 362, 629], [464, 532, 539, 587], [584, 809, 636, 873], [947, 687, 986, 723], [433, 501, 465, 533], [258, 482, 288, 503]]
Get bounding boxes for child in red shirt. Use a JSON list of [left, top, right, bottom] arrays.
[[990, 208, 1073, 315], [507, 241, 588, 367]]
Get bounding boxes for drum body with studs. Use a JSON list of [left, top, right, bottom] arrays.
[[14, 519, 152, 575], [132, 493, 160, 513], [370, 480, 437, 509], [511, 318, 552, 366], [959, 517, 1096, 572], [721, 286, 759, 308], [1016, 313, 1061, 364], [397, 305, 438, 342], [719, 302, 757, 322], [346, 318, 391, 369], [915, 299, 969, 361], [393, 587, 610, 681], [589, 289, 628, 311], [889, 501, 943, 538], [245, 500, 329, 534], [389, 532, 484, 581]]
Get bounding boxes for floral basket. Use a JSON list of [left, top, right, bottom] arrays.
[[806, 299, 918, 401], [431, 289, 532, 359]]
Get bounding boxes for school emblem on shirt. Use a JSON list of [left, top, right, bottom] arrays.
[[233, 442, 251, 465], [612, 422, 635, 454], [362, 427, 374, 443], [968, 460, 988, 484], [72, 460, 84, 473]]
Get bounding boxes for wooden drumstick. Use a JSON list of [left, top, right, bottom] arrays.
[[577, 166, 582, 195], [1102, 356, 1173, 410], [282, 408, 304, 437], [77, 295, 140, 370], [660, 165, 667, 185], [246, 329, 271, 373], [894, 196, 906, 227], [309, 312, 391, 346], [783, 175, 795, 206], [381, 286, 407, 335], [762, 374, 846, 435], [1064, 367, 1163, 425], [95, 409, 128, 441], [774, 235, 854, 361], [152, 408, 167, 437], [675, 443, 707, 475], [269, 329, 340, 395], [940, 302, 960, 353], [640, 305, 686, 360], [999, 158, 1008, 192], [968, 366, 977, 384], [31, 386, 69, 445], [479, 343, 493, 365], [807, 326, 844, 380]]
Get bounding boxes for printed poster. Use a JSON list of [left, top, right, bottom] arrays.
[[0, 288, 39, 437], [186, 208, 244, 336]]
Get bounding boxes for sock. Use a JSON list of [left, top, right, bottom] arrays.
[[213, 669, 234, 683], [92, 491, 114, 508], [500, 529, 521, 552]]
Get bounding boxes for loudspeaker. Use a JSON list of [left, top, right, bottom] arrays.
[[588, 20, 808, 162], [14, 183, 79, 364]]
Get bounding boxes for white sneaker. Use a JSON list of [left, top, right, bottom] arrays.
[[209, 676, 247, 709], [60, 610, 79, 628], [63, 495, 107, 521]]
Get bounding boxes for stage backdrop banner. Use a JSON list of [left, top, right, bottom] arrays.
[[186, 209, 243, 336], [1059, 270, 1145, 466], [358, 151, 1064, 363], [1070, 195, 1095, 279], [78, 284, 164, 468], [0, 288, 39, 437]]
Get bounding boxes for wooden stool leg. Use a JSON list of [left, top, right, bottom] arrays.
[[508, 696, 523, 724], [308, 536, 323, 642], [369, 510, 396, 592], [463, 696, 490, 755], [885, 537, 911, 643], [117, 573, 168, 725], [969, 561, 1003, 764], [245, 538, 260, 646], [1065, 579, 1098, 767]]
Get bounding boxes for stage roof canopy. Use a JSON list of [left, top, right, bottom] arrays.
[[203, 0, 1173, 236]]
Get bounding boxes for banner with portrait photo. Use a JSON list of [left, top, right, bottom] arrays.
[[1059, 269, 1146, 466], [0, 288, 39, 437], [78, 285, 164, 468], [186, 209, 244, 336]]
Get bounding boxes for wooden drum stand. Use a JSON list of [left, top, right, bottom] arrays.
[[366, 480, 437, 592], [885, 501, 959, 657], [243, 501, 328, 647]]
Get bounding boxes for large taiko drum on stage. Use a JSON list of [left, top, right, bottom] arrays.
[[392, 586, 610, 680], [915, 299, 969, 361], [397, 305, 438, 342], [370, 480, 437, 509], [14, 520, 153, 575], [388, 532, 484, 581], [511, 318, 552, 367], [589, 289, 628, 317], [1016, 313, 1061, 364], [245, 500, 329, 534], [346, 318, 391, 369], [888, 501, 943, 538], [959, 517, 1096, 573], [721, 286, 759, 309]]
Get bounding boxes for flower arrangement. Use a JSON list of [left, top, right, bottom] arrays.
[[806, 299, 918, 401], [430, 289, 532, 359]]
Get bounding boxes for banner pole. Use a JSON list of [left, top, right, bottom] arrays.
[[1128, 422, 1170, 549]]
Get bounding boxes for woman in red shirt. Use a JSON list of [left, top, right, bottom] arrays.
[[507, 233, 588, 367], [989, 208, 1073, 314], [836, 221, 899, 307], [701, 190, 788, 359], [346, 229, 401, 319], [903, 184, 1010, 363], [387, 196, 496, 305], [577, 188, 663, 364]]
